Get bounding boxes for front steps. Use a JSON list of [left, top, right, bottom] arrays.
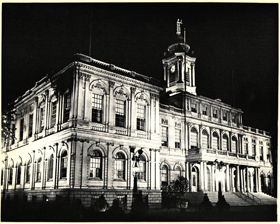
[[183, 191, 277, 207]]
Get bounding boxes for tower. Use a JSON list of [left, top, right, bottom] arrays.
[[162, 19, 197, 95]]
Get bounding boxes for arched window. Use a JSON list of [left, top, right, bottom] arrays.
[[115, 99, 126, 127], [114, 152, 125, 180], [60, 151, 68, 179], [161, 165, 168, 187], [40, 101, 45, 133], [26, 160, 31, 183], [190, 128, 198, 148], [92, 93, 103, 123], [202, 129, 209, 149], [137, 104, 146, 131], [232, 136, 237, 153], [37, 158, 42, 182], [48, 155, 54, 180], [89, 150, 102, 179], [222, 135, 228, 151], [212, 132, 219, 150], [138, 154, 146, 181], [63, 93, 71, 123], [50, 100, 57, 128], [17, 164, 21, 185], [174, 166, 181, 179]]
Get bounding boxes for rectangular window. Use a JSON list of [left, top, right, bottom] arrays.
[[64, 94, 71, 122], [137, 104, 146, 131], [114, 160, 125, 180], [161, 126, 168, 146], [223, 111, 227, 121], [89, 157, 101, 178], [28, 114, 33, 138], [20, 118, 24, 141], [202, 106, 208, 116], [115, 99, 126, 127], [213, 109, 218, 118], [175, 129, 181, 148], [51, 101, 57, 128], [232, 114, 236, 123], [191, 103, 197, 113], [92, 94, 103, 123], [244, 143, 248, 154], [260, 146, 263, 161], [40, 107, 45, 132], [252, 145, 256, 156]]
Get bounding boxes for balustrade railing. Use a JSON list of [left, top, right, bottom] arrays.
[[217, 150, 227, 155], [115, 127, 128, 136], [239, 154, 246, 159], [248, 155, 255, 160], [228, 152, 237, 157]]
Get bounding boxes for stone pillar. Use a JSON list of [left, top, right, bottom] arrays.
[[212, 164, 215, 192], [257, 168, 261, 192], [155, 150, 160, 190], [107, 143, 113, 189], [84, 75, 91, 121], [240, 168, 244, 192], [236, 165, 240, 192], [33, 98, 38, 136], [246, 167, 250, 192], [150, 149, 155, 189], [192, 63, 195, 87], [185, 162, 189, 183], [215, 167, 218, 192], [200, 161, 204, 191], [189, 163, 192, 192], [108, 81, 115, 128], [130, 87, 136, 136], [226, 164, 230, 192], [204, 162, 207, 191], [53, 143, 58, 189], [155, 95, 160, 134]]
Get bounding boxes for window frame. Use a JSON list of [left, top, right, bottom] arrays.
[[88, 150, 102, 180], [91, 93, 103, 123], [137, 103, 146, 131], [60, 151, 68, 179], [114, 152, 126, 181], [115, 99, 126, 128]]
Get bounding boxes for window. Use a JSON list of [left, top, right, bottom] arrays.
[[232, 137, 237, 153], [28, 114, 33, 137], [202, 105, 208, 116], [267, 149, 271, 162], [37, 158, 42, 182], [232, 114, 236, 123], [92, 93, 103, 123], [137, 104, 146, 131], [89, 150, 102, 179], [11, 124, 15, 145], [174, 166, 181, 178], [48, 155, 54, 180], [20, 118, 24, 141], [260, 146, 263, 161], [51, 101, 57, 128], [8, 167, 13, 185], [222, 135, 228, 151], [40, 103, 45, 132], [213, 108, 218, 118], [161, 165, 168, 187], [114, 152, 125, 180], [138, 155, 146, 181], [61, 151, 68, 179], [64, 93, 71, 122], [212, 132, 219, 150], [244, 143, 248, 154], [190, 128, 198, 148], [115, 99, 126, 127], [17, 164, 21, 185], [191, 103, 197, 113], [161, 126, 168, 146], [202, 130, 209, 149], [252, 144, 256, 156], [175, 129, 181, 148], [223, 111, 227, 121], [26, 160, 31, 183]]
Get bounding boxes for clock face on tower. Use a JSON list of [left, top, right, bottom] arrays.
[[170, 65, 176, 73]]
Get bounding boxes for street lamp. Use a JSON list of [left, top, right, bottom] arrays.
[[214, 159, 224, 199]]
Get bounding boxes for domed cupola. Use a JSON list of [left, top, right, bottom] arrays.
[[162, 19, 197, 95]]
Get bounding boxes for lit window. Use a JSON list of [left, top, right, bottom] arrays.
[[190, 128, 198, 148], [37, 158, 42, 182], [61, 151, 68, 179], [137, 104, 146, 131], [115, 99, 126, 127], [92, 93, 103, 123], [114, 152, 125, 180], [137, 155, 146, 181], [48, 155, 54, 180], [51, 101, 57, 128], [89, 150, 102, 179], [64, 94, 71, 122], [161, 126, 168, 146], [175, 129, 181, 148]]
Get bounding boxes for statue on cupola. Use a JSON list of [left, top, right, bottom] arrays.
[[162, 19, 197, 96]]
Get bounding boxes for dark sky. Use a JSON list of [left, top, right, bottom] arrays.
[[2, 3, 278, 136]]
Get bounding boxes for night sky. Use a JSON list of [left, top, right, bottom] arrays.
[[2, 3, 278, 138]]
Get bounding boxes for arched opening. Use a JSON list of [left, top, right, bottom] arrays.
[[191, 166, 199, 192], [212, 132, 219, 150], [202, 130, 209, 149], [222, 134, 228, 151], [17, 163, 22, 185], [232, 136, 237, 153], [267, 175, 271, 194], [233, 170, 237, 192], [37, 158, 42, 182], [138, 154, 146, 181], [48, 155, 54, 180], [260, 174, 265, 192], [60, 151, 68, 179], [114, 152, 125, 180], [26, 160, 31, 183], [88, 150, 102, 179], [161, 165, 168, 189]]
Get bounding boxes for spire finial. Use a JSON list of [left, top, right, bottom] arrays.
[[176, 19, 183, 35]]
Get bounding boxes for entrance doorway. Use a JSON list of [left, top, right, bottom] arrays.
[[191, 167, 199, 192]]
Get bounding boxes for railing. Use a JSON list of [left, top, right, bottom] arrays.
[[92, 123, 106, 132], [238, 154, 246, 159], [206, 149, 216, 154], [245, 192, 261, 204], [248, 155, 255, 160], [217, 150, 227, 155], [234, 191, 261, 205], [228, 152, 237, 157], [115, 127, 128, 136]]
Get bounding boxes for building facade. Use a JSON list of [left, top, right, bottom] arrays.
[[1, 27, 274, 209]]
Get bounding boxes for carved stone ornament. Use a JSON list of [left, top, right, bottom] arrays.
[[90, 79, 107, 94], [114, 85, 129, 99], [135, 91, 149, 104]]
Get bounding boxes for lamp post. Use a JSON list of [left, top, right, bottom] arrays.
[[214, 159, 224, 199], [130, 147, 143, 199]]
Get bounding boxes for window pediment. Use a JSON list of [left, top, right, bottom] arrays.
[[90, 79, 108, 94]]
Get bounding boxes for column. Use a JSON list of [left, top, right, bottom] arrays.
[[200, 161, 204, 191], [130, 87, 136, 136], [192, 63, 195, 87], [84, 75, 91, 121], [204, 162, 207, 191], [32, 98, 38, 136], [185, 162, 189, 183], [150, 149, 155, 189], [155, 96, 160, 134], [236, 165, 240, 192], [226, 164, 230, 192], [212, 164, 215, 192], [53, 143, 58, 189], [246, 167, 250, 192], [199, 125, 202, 149], [189, 163, 192, 192], [155, 150, 160, 190], [240, 168, 244, 192], [257, 168, 261, 192], [107, 143, 113, 189], [215, 167, 218, 192]]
